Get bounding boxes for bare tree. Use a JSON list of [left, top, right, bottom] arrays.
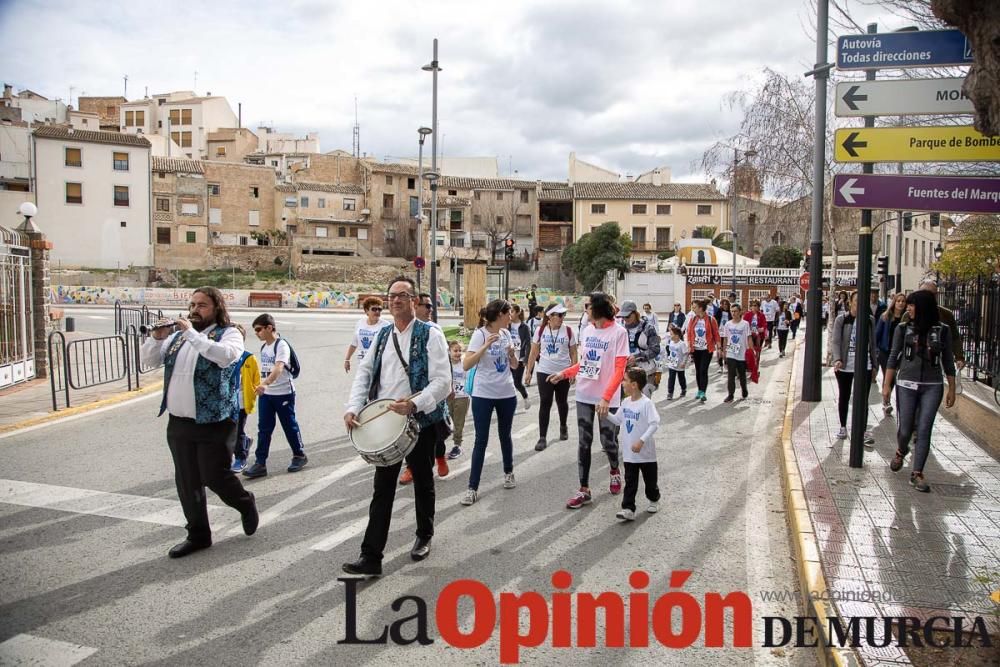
[[475, 189, 529, 265]]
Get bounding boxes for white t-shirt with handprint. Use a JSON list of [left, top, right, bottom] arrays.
[[352, 318, 391, 363], [606, 394, 660, 464], [467, 327, 517, 399]]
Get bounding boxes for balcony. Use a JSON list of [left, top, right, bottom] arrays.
[[630, 242, 674, 253]]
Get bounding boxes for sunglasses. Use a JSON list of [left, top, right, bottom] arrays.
[[369, 307, 382, 312], [419, 302, 432, 308]]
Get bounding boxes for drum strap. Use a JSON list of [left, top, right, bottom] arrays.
[[391, 332, 409, 373]]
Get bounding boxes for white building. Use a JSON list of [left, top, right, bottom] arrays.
[[32, 126, 152, 268], [256, 127, 320, 154], [120, 91, 238, 161], [1, 85, 68, 124], [0, 122, 32, 228]]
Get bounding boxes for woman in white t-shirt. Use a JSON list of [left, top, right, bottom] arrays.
[[344, 296, 390, 372], [722, 304, 751, 403], [547, 292, 629, 510], [460, 299, 520, 506], [524, 303, 578, 451]]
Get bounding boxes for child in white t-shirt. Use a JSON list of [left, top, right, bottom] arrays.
[[606, 368, 661, 521], [445, 340, 470, 461], [664, 325, 688, 400]]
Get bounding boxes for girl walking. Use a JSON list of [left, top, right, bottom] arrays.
[[461, 300, 520, 505], [664, 325, 688, 400], [831, 292, 878, 444], [546, 293, 629, 510], [685, 299, 720, 403], [884, 290, 957, 493], [524, 304, 578, 451], [444, 340, 471, 463]]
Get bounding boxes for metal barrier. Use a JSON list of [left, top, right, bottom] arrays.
[[124, 324, 163, 388], [48, 331, 134, 411], [939, 274, 1000, 388], [114, 301, 164, 336]]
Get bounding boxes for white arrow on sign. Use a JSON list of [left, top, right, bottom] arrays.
[[834, 77, 973, 117], [839, 178, 865, 204]]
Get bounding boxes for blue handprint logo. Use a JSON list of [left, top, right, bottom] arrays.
[[730, 334, 741, 345], [546, 342, 558, 355], [586, 349, 601, 362], [625, 420, 635, 434], [360, 336, 372, 350], [494, 355, 508, 373]]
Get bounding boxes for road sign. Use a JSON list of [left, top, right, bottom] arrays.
[[833, 173, 1000, 214], [834, 78, 973, 117], [799, 273, 810, 293], [834, 126, 1000, 163], [837, 29, 972, 70], [414, 256, 426, 269]]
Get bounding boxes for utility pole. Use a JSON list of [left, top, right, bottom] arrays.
[[423, 39, 442, 323], [123, 75, 128, 99], [801, 0, 831, 402]]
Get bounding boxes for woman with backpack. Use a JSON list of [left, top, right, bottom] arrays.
[[883, 290, 957, 493], [524, 303, 578, 451]]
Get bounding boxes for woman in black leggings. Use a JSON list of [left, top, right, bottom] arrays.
[[685, 299, 720, 403], [508, 304, 532, 409], [525, 304, 579, 450]]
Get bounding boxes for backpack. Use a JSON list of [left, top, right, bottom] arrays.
[[262, 338, 301, 379]]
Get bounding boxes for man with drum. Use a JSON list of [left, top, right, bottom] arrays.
[[342, 276, 452, 576]]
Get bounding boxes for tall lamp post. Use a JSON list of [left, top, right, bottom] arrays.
[[416, 126, 432, 289], [934, 242, 943, 281], [423, 39, 442, 323], [730, 148, 757, 298]]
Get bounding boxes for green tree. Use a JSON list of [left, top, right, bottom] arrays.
[[759, 245, 803, 268], [934, 215, 1000, 279], [562, 222, 632, 291]]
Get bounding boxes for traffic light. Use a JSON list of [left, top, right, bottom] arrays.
[[877, 255, 889, 276], [929, 212, 941, 228], [504, 237, 515, 261], [903, 212, 913, 232]]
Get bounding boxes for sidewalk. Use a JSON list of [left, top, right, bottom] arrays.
[[786, 345, 1000, 665]]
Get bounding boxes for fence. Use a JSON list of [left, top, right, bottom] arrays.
[[114, 301, 163, 336], [939, 273, 999, 388]]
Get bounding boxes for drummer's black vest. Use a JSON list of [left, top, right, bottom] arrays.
[[367, 320, 449, 429]]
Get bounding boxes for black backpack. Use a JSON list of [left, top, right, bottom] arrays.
[[262, 338, 301, 379]]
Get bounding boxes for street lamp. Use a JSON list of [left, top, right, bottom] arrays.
[[730, 148, 757, 298], [423, 39, 442, 322], [416, 126, 432, 289], [934, 242, 943, 281], [17, 201, 39, 233]]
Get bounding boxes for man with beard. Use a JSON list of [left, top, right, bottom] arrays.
[[141, 287, 258, 558]]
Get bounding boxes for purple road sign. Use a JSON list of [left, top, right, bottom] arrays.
[[833, 173, 1000, 214]]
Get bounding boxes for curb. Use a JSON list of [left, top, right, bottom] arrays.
[[0, 381, 163, 435], [779, 341, 861, 667]]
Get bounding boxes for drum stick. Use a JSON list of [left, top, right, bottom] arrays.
[[356, 393, 422, 426]]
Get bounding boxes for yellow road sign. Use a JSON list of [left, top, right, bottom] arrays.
[[834, 126, 1000, 163]]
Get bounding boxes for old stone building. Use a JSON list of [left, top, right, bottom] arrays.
[[151, 157, 208, 269], [201, 161, 278, 247], [76, 96, 127, 132], [206, 128, 259, 163]]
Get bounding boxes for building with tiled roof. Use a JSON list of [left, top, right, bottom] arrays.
[[33, 125, 151, 147], [295, 181, 365, 195], [572, 181, 726, 201], [151, 156, 204, 174]]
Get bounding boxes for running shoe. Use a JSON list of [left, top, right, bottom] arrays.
[[243, 462, 267, 478], [700, 393, 707, 403], [503, 472, 516, 489], [679, 391, 686, 398], [910, 473, 930, 493], [647, 502, 659, 514], [666, 393, 674, 401], [231, 458, 246, 473], [863, 430, 875, 445], [460, 489, 478, 505], [559, 426, 569, 441], [616, 509, 636, 521], [836, 427, 848, 439], [287, 454, 308, 473], [890, 450, 905, 472], [609, 469, 623, 495], [399, 466, 414, 485], [446, 446, 463, 460], [436, 456, 449, 478], [882, 401, 893, 416], [566, 488, 592, 509], [742, 390, 749, 400], [534, 438, 547, 452]]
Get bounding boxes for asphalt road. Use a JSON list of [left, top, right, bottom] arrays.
[[0, 307, 817, 666]]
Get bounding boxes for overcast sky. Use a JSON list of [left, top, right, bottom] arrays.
[[1, 0, 897, 183]]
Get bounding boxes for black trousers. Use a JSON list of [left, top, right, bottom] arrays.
[[777, 329, 789, 354], [622, 461, 660, 512], [727, 358, 748, 397], [361, 424, 436, 562], [692, 349, 712, 392], [167, 415, 255, 544], [512, 365, 529, 399], [536, 372, 570, 438]]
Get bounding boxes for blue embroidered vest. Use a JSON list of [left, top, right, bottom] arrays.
[[159, 327, 240, 424], [367, 320, 448, 428]]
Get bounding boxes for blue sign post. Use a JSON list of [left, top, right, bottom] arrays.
[[837, 29, 972, 70]]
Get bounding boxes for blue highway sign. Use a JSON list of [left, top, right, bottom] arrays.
[[837, 29, 972, 70]]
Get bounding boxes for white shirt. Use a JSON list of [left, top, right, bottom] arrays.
[[535, 324, 576, 375], [665, 339, 688, 370], [724, 320, 751, 361], [352, 317, 391, 362], [259, 337, 294, 395], [345, 318, 451, 416], [467, 327, 517, 399], [681, 310, 695, 335], [452, 365, 468, 398], [141, 326, 244, 419], [418, 317, 442, 330], [761, 299, 778, 322], [606, 394, 660, 464]]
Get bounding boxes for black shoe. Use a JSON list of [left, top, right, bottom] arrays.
[[742, 390, 748, 399], [342, 556, 382, 577], [243, 462, 267, 478], [288, 454, 308, 473], [535, 438, 547, 451], [242, 492, 259, 536], [559, 426, 569, 441], [724, 395, 734, 403], [168, 539, 211, 559], [410, 537, 432, 561]]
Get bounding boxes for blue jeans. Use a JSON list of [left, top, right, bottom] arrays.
[[468, 396, 516, 490], [895, 383, 944, 474], [254, 392, 305, 465]]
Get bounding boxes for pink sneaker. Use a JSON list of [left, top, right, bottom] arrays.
[[566, 488, 592, 509], [609, 469, 623, 495]]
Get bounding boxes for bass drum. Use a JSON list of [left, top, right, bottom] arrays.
[[350, 398, 420, 466]]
